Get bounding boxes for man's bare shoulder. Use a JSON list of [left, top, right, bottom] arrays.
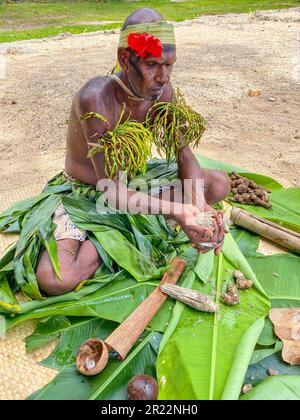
[[73, 76, 115, 117]]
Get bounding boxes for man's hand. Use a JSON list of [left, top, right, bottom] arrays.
[[173, 203, 225, 255], [203, 203, 225, 256], [173, 204, 214, 252]]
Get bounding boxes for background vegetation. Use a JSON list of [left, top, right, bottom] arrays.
[[0, 0, 299, 43]]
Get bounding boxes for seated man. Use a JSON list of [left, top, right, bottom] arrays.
[[36, 7, 231, 296]]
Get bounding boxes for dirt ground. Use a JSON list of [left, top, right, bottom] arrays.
[[0, 7, 299, 192]]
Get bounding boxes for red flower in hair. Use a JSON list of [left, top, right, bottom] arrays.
[[128, 33, 163, 58]]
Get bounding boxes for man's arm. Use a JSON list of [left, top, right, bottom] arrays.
[[159, 86, 225, 254], [178, 146, 225, 255]]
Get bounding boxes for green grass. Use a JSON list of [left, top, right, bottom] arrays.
[[0, 23, 120, 43], [0, 0, 299, 43]]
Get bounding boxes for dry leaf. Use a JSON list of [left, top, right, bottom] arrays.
[[269, 308, 300, 365], [248, 89, 262, 97]]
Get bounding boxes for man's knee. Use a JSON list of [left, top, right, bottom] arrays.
[[36, 262, 79, 296], [206, 171, 231, 204]]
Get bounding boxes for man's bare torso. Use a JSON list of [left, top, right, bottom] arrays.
[[65, 76, 172, 185]]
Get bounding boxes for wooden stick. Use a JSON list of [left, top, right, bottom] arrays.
[[160, 284, 218, 313], [230, 208, 300, 254], [105, 257, 186, 359]]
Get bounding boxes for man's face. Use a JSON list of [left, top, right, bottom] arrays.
[[127, 47, 177, 101]]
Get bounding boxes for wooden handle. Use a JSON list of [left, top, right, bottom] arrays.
[[231, 208, 300, 254], [105, 257, 186, 359]]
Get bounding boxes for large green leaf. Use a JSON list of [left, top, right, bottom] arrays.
[[250, 341, 283, 365], [257, 317, 277, 346], [196, 156, 251, 174], [5, 271, 126, 328], [93, 228, 163, 282], [16, 194, 62, 257], [232, 188, 300, 233], [25, 315, 72, 352], [230, 227, 260, 258], [41, 318, 117, 370], [196, 155, 300, 234], [193, 251, 215, 284], [240, 376, 300, 400], [6, 275, 174, 334], [244, 352, 300, 386], [157, 234, 270, 400], [196, 156, 283, 190], [0, 272, 20, 313], [38, 219, 61, 282], [28, 329, 161, 400], [247, 254, 300, 303], [14, 234, 43, 300]]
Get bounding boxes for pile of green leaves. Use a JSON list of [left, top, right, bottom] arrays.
[[0, 155, 300, 400]]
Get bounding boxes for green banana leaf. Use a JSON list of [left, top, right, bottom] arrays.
[[0, 272, 20, 313], [25, 315, 73, 352], [196, 155, 300, 233], [257, 317, 277, 346], [250, 340, 283, 365], [38, 219, 61, 282], [88, 233, 115, 273], [15, 194, 62, 257], [41, 318, 118, 370], [0, 183, 71, 234], [28, 329, 161, 400], [7, 194, 63, 300], [193, 251, 214, 284], [93, 228, 163, 282], [5, 271, 126, 327], [247, 254, 300, 304], [157, 234, 270, 400], [231, 188, 300, 234], [240, 376, 300, 400], [244, 352, 300, 386], [14, 234, 43, 300], [197, 156, 251, 175], [6, 275, 175, 334], [197, 155, 283, 190], [0, 243, 16, 272], [230, 227, 260, 258]]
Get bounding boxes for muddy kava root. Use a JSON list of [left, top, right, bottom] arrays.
[[229, 172, 272, 209], [221, 284, 240, 306], [146, 89, 206, 162], [81, 109, 153, 179]]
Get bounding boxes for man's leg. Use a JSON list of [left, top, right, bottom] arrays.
[[36, 239, 102, 296], [200, 168, 231, 205], [160, 169, 231, 206]]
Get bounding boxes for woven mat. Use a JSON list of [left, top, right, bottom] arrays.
[[0, 184, 285, 400], [0, 183, 57, 400]]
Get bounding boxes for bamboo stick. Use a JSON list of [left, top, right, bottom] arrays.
[[230, 208, 300, 254]]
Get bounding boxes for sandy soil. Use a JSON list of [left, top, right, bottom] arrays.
[[0, 7, 299, 192]]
